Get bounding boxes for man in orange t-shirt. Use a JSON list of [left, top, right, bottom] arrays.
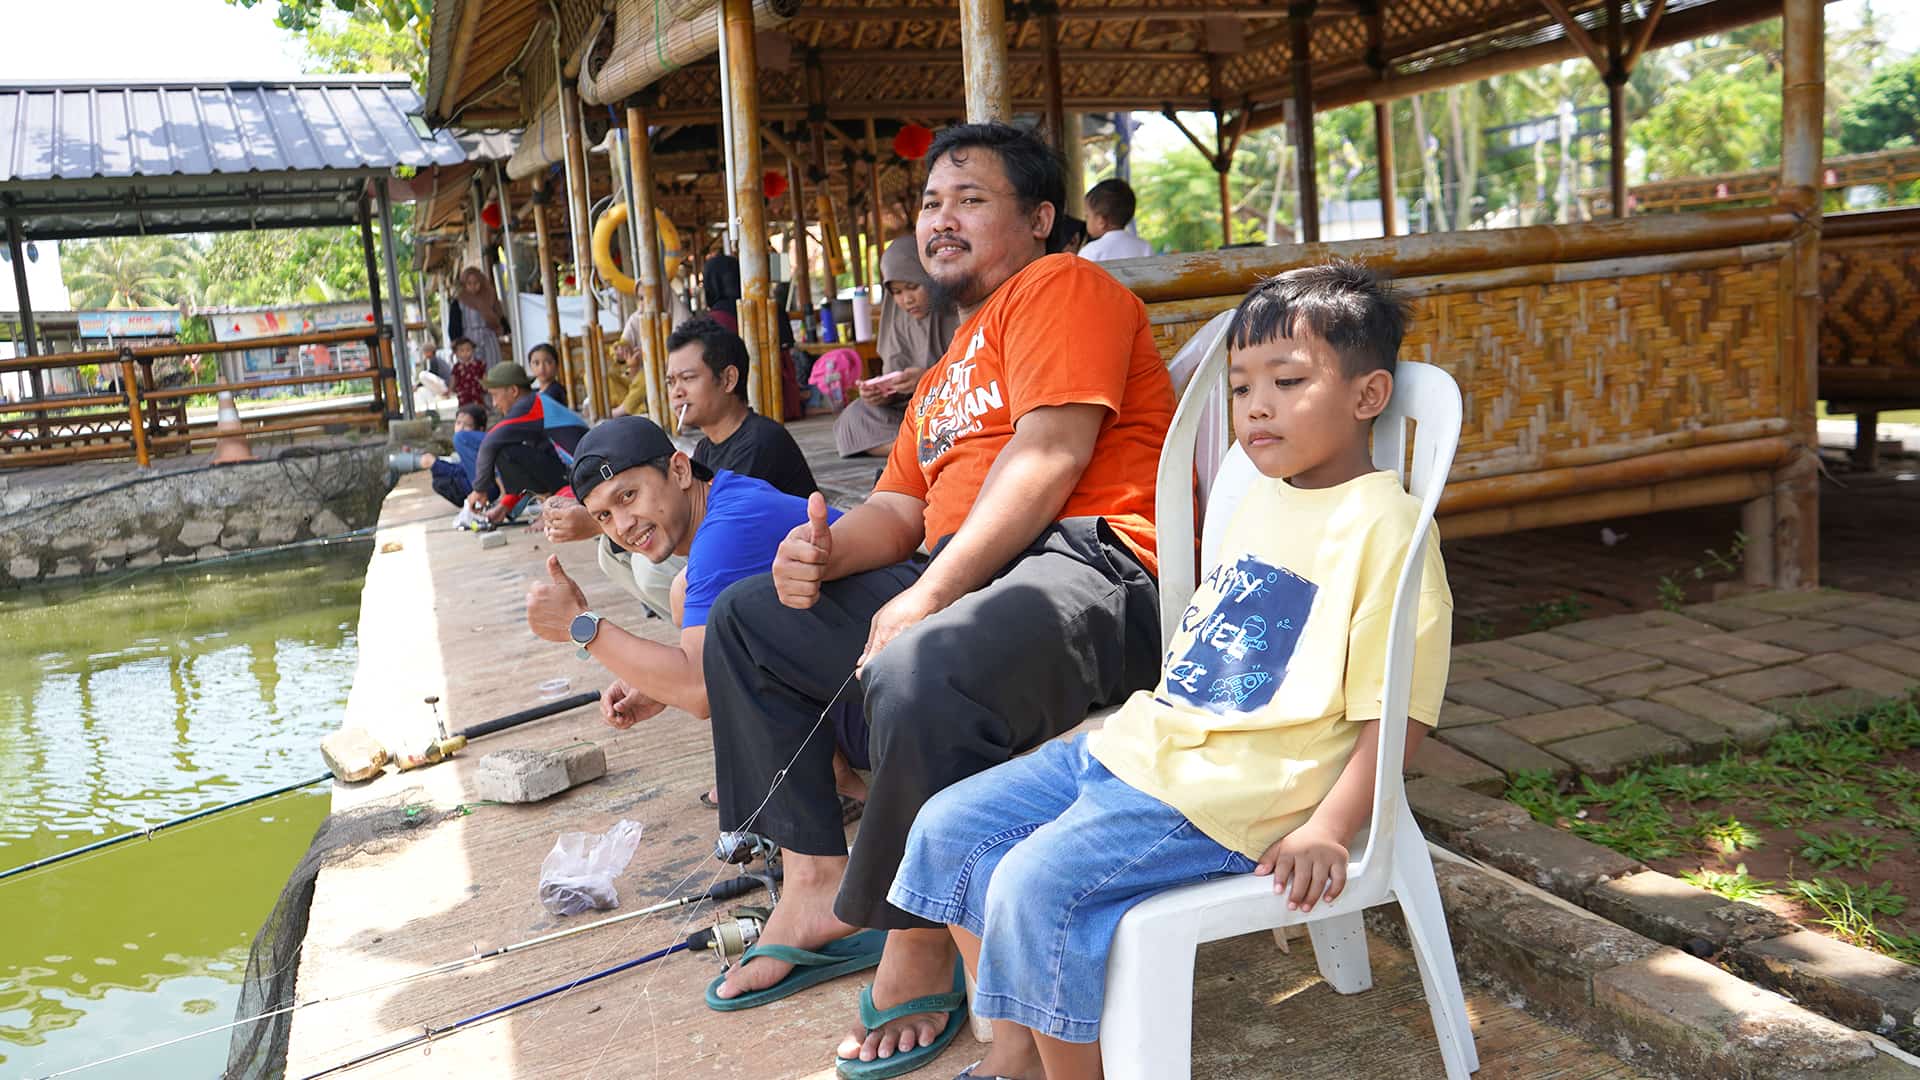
[[702, 122, 1173, 1072]]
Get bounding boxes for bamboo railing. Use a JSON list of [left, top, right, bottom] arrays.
[[1108, 205, 1812, 574], [0, 327, 395, 469]]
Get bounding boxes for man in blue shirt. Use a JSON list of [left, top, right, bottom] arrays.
[[525, 416, 844, 730]]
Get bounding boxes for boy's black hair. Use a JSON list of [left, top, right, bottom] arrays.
[[1084, 178, 1137, 229], [451, 336, 476, 351], [527, 342, 558, 365], [666, 314, 751, 401], [1058, 214, 1089, 251], [1227, 262, 1409, 378], [923, 123, 1072, 254], [456, 402, 488, 428]]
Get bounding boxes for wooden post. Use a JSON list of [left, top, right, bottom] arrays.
[[1853, 410, 1881, 471], [532, 181, 565, 358], [559, 78, 605, 420], [1041, 13, 1067, 151], [357, 196, 386, 359], [1774, 0, 1823, 590], [1367, 4, 1396, 237], [120, 350, 149, 468], [375, 183, 415, 419], [1290, 2, 1320, 243], [844, 147, 870, 291], [789, 155, 815, 338], [493, 162, 523, 364], [958, 0, 1011, 123], [804, 53, 846, 307], [627, 97, 672, 426], [5, 217, 42, 400], [723, 0, 781, 419], [866, 118, 886, 281], [1063, 111, 1087, 217], [1606, 0, 1629, 219], [1208, 56, 1233, 245]]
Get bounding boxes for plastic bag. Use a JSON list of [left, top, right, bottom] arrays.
[[537, 819, 645, 915]]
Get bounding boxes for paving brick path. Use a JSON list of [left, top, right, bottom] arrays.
[[1411, 591, 1920, 791]]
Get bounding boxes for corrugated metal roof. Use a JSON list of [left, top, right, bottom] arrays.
[[0, 78, 465, 184]]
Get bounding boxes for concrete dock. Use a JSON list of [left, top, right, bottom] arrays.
[[282, 420, 1655, 1079]]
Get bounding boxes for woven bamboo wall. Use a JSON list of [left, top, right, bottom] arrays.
[[1820, 242, 1920, 378], [1147, 258, 1786, 467]]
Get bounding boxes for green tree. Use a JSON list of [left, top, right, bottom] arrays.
[[196, 209, 416, 308], [300, 6, 427, 80], [1838, 55, 1920, 154], [227, 0, 430, 67], [61, 237, 198, 308]]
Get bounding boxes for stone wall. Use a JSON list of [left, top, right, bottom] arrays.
[[0, 440, 394, 587]]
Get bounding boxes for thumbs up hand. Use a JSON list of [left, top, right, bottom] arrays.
[[527, 555, 591, 642], [772, 492, 834, 609]]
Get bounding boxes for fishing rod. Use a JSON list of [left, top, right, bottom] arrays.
[[3, 691, 603, 884], [296, 941, 689, 1079], [0, 772, 331, 884], [32, 873, 771, 1079]]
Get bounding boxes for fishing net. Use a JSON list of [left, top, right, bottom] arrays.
[[225, 789, 456, 1080]]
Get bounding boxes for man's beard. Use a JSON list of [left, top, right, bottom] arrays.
[[922, 277, 961, 314]]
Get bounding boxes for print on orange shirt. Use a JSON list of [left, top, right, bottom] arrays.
[[914, 327, 1002, 466]]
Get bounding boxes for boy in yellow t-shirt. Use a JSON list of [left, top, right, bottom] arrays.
[[886, 263, 1452, 1080]]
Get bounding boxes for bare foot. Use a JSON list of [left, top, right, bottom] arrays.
[[712, 853, 857, 1000], [972, 1022, 1044, 1078], [837, 928, 957, 1064]]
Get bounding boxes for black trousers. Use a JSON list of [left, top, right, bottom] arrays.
[[703, 517, 1162, 930], [492, 443, 568, 499]]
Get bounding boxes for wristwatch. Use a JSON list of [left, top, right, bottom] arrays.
[[569, 610, 604, 659]]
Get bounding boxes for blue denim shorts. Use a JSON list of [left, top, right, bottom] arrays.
[[888, 735, 1255, 1043]]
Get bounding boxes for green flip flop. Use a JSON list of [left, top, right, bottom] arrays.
[[703, 928, 888, 1012], [835, 965, 969, 1079]]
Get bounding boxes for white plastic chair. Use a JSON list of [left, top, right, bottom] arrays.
[[1098, 328, 1478, 1079]]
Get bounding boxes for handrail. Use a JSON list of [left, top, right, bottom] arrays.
[[142, 368, 376, 403], [0, 326, 383, 372]]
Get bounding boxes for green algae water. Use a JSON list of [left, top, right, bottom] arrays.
[[0, 542, 371, 1079]]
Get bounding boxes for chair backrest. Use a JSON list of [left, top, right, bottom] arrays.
[[1153, 322, 1463, 875]]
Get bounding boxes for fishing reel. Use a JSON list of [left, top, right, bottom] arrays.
[[688, 906, 767, 965], [715, 830, 782, 905]]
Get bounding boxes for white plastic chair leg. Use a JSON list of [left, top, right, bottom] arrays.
[[1392, 835, 1479, 1075], [1306, 911, 1374, 994], [964, 965, 994, 1044], [1100, 911, 1203, 1080]]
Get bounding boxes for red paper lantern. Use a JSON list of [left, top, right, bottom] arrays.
[[762, 170, 789, 200], [893, 123, 934, 161], [564, 273, 577, 287], [480, 201, 504, 229]]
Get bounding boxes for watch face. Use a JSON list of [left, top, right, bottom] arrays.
[[569, 612, 598, 644]]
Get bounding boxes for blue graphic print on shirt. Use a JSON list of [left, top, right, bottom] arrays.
[[1165, 555, 1318, 714]]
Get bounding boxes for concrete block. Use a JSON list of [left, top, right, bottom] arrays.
[[475, 743, 606, 803], [1606, 697, 1735, 759], [1591, 949, 1881, 1077], [1436, 701, 1501, 727], [1445, 678, 1554, 718], [176, 516, 224, 548], [479, 531, 508, 550], [1584, 870, 1796, 955], [1455, 820, 1642, 901], [321, 727, 389, 782], [1641, 640, 1762, 677], [1739, 620, 1889, 655], [1728, 930, 1920, 1048], [1733, 590, 1859, 615], [1763, 687, 1888, 729], [1405, 739, 1505, 794], [1684, 601, 1790, 631], [1687, 632, 1807, 666], [1538, 651, 1664, 687], [1545, 722, 1692, 780], [1819, 606, 1920, 639], [1488, 669, 1602, 708], [1456, 639, 1564, 671], [1585, 662, 1709, 698], [1703, 664, 1840, 704], [8, 556, 37, 579], [1499, 704, 1635, 745], [1506, 630, 1613, 662], [51, 557, 82, 577], [1404, 776, 1530, 842], [309, 509, 349, 539], [1797, 653, 1920, 697], [1847, 641, 1920, 680], [1436, 724, 1573, 779], [1650, 685, 1792, 750]]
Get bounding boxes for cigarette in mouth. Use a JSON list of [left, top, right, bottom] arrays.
[[676, 402, 688, 426]]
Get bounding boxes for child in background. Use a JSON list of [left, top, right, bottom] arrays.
[[886, 263, 1454, 1080], [422, 402, 489, 508], [449, 337, 485, 408]]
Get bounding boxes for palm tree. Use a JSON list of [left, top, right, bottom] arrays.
[[62, 237, 197, 309]]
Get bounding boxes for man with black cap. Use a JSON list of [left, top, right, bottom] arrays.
[[465, 360, 589, 521], [524, 416, 847, 730]]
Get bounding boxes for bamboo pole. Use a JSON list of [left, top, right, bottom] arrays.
[[532, 181, 566, 394], [627, 97, 672, 427], [1110, 205, 1797, 303], [1440, 471, 1773, 540], [866, 118, 886, 283], [1774, 0, 1823, 590], [790, 156, 814, 334], [2, 327, 387, 369], [1448, 419, 1791, 482], [1437, 437, 1792, 516], [1290, 3, 1320, 243], [1041, 13, 1067, 151], [5, 217, 41, 399], [723, 0, 780, 418], [559, 78, 605, 420], [958, 0, 1011, 123], [1606, 0, 1629, 219], [1367, 5, 1395, 237], [120, 353, 149, 468]]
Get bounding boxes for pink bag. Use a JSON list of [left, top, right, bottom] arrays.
[[807, 347, 863, 409]]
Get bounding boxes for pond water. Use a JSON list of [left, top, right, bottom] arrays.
[[0, 543, 371, 1079]]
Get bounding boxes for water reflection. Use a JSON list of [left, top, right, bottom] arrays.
[[0, 544, 368, 1077]]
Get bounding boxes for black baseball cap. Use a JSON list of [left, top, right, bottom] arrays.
[[570, 416, 709, 501]]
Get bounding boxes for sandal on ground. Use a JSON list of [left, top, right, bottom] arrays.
[[840, 794, 865, 825], [953, 1064, 1017, 1080], [703, 928, 887, 1012], [835, 965, 969, 1079], [700, 790, 720, 810]]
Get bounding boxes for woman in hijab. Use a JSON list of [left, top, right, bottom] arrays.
[[833, 235, 960, 457], [702, 253, 742, 333], [446, 265, 506, 370]]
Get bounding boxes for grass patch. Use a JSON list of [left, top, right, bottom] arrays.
[[1505, 696, 1920, 966]]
